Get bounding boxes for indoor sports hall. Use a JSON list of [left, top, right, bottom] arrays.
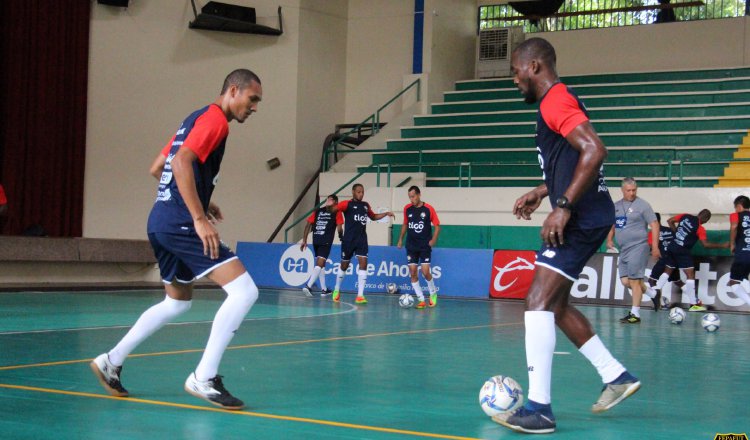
[[2, 1, 750, 439]]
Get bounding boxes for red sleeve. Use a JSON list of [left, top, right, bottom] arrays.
[[306, 211, 316, 224], [336, 200, 349, 213], [730, 212, 739, 224], [160, 136, 174, 157], [647, 232, 653, 246], [697, 226, 707, 241], [181, 106, 229, 163], [674, 214, 685, 222], [366, 202, 376, 218], [0, 185, 6, 205], [426, 203, 440, 225], [539, 83, 589, 137], [402, 204, 410, 226], [336, 211, 344, 225]]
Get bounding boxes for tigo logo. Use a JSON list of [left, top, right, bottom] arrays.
[[278, 245, 314, 286]]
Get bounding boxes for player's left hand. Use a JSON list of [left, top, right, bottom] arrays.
[[541, 208, 571, 247], [428, 239, 436, 248]]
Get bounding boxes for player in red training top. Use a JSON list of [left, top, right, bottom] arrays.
[[300, 194, 344, 297], [330, 183, 394, 304], [396, 186, 441, 309], [728, 195, 750, 306]]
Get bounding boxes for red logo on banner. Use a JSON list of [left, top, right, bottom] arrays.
[[490, 250, 537, 299]]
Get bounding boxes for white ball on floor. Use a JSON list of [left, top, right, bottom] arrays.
[[701, 313, 720, 332], [668, 307, 686, 324], [398, 293, 414, 308], [479, 375, 524, 417]]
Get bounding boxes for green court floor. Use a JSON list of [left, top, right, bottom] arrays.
[[0, 289, 747, 439]]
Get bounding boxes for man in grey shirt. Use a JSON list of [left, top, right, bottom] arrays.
[[606, 178, 660, 323]]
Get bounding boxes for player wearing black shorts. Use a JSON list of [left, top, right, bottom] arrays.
[[729, 195, 750, 306], [492, 38, 640, 434], [396, 186, 441, 309], [331, 184, 394, 304], [90, 69, 263, 410], [300, 194, 343, 297], [646, 213, 683, 303]]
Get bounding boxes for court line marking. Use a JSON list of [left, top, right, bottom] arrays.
[[0, 383, 481, 440], [0, 322, 521, 371]]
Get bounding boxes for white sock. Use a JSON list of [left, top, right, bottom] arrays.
[[318, 267, 327, 290], [630, 306, 640, 317], [683, 279, 697, 303], [108, 295, 192, 366], [411, 281, 425, 301], [334, 267, 345, 290], [642, 286, 654, 299], [307, 266, 321, 288], [357, 269, 367, 297], [194, 272, 258, 381], [426, 277, 436, 295], [655, 273, 670, 290], [525, 311, 555, 404], [731, 283, 750, 306], [578, 335, 626, 384]]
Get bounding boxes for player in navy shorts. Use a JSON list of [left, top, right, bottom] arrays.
[[492, 38, 640, 434], [330, 183, 394, 304], [300, 194, 343, 297], [729, 195, 750, 306], [646, 213, 683, 302], [90, 69, 263, 410], [396, 186, 441, 309]]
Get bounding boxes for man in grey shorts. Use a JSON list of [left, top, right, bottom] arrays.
[[606, 177, 660, 323]]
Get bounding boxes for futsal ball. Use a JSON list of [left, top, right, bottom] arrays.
[[478, 375, 524, 417], [386, 283, 399, 294], [668, 307, 686, 325], [701, 313, 720, 332], [398, 294, 414, 308]]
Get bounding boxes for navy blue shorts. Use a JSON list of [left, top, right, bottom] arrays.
[[406, 247, 432, 264], [148, 231, 237, 283], [313, 244, 332, 260], [341, 237, 368, 261], [730, 260, 750, 281], [535, 225, 610, 281], [662, 248, 694, 270], [649, 257, 681, 282]]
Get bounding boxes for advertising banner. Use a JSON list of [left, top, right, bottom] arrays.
[[490, 250, 537, 299], [236, 242, 494, 298]]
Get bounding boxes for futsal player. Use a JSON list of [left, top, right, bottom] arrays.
[[646, 212, 683, 305], [331, 183, 394, 304], [492, 38, 640, 434], [300, 194, 343, 296], [645, 209, 728, 311], [396, 185, 440, 309], [728, 195, 750, 306], [90, 69, 263, 410]]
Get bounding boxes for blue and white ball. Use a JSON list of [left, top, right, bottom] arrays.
[[398, 294, 414, 308], [701, 313, 720, 332], [668, 307, 686, 324], [479, 375, 524, 417]]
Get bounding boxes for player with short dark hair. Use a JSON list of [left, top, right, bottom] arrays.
[[492, 38, 640, 434], [647, 212, 684, 300], [331, 184, 394, 304], [300, 194, 343, 296], [396, 185, 441, 309], [91, 69, 263, 410], [728, 195, 750, 306]]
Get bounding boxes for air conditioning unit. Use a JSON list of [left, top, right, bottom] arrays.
[[475, 27, 524, 79]]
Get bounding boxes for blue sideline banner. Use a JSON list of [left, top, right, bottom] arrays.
[[236, 242, 494, 298]]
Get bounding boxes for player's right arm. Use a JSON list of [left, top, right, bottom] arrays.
[[513, 184, 547, 220], [300, 212, 315, 251], [150, 138, 174, 179], [605, 225, 616, 251], [396, 205, 409, 248], [666, 214, 680, 232], [729, 212, 738, 253]]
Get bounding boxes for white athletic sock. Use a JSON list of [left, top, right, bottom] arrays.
[[108, 295, 192, 366], [578, 335, 626, 384], [334, 267, 345, 290], [411, 281, 425, 301], [357, 269, 367, 297], [655, 273, 670, 290], [630, 306, 640, 317], [682, 279, 697, 303], [426, 277, 436, 295], [731, 283, 750, 306], [642, 287, 654, 299], [195, 272, 258, 382], [525, 311, 555, 404], [307, 266, 321, 288], [318, 268, 327, 290]]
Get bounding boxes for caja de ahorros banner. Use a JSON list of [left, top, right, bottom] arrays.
[[570, 253, 750, 313], [236, 242, 494, 298]]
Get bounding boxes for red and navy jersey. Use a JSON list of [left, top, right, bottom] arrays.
[[537, 83, 614, 229], [648, 225, 674, 254], [668, 213, 706, 251], [307, 208, 343, 246], [147, 104, 229, 232], [730, 211, 750, 262], [336, 199, 375, 242], [403, 202, 440, 250]]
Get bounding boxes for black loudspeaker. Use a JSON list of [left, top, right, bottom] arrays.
[[97, 0, 130, 7]]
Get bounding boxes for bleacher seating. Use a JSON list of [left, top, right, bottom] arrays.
[[360, 67, 750, 187]]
